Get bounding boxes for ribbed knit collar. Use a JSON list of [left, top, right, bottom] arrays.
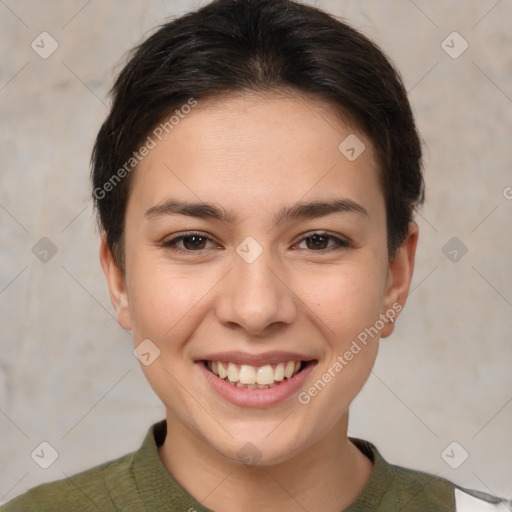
[[108, 418, 399, 511]]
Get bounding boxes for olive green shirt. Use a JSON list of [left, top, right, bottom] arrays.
[[1, 419, 509, 511]]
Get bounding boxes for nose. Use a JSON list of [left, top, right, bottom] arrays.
[[215, 246, 298, 336]]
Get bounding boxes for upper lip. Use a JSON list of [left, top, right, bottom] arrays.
[[198, 351, 316, 366]]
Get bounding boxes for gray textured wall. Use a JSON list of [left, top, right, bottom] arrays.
[[1, 0, 511, 503]]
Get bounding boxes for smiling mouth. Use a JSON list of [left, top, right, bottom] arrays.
[[202, 360, 313, 389]]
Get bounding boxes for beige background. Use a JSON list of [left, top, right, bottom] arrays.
[[1, 0, 511, 504]]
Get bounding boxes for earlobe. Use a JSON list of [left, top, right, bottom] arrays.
[[380, 222, 419, 339], [99, 234, 132, 331]]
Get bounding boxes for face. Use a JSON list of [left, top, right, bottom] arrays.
[[101, 91, 417, 466]]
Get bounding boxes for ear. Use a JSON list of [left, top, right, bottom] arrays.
[[99, 234, 132, 330], [380, 222, 419, 338]]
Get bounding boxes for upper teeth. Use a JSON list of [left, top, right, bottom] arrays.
[[208, 361, 302, 385]]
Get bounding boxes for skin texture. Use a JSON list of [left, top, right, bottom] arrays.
[[100, 90, 419, 512]]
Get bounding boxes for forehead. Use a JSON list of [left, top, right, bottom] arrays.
[[128, 91, 383, 221]]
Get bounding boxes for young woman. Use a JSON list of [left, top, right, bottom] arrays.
[[3, 1, 510, 510]]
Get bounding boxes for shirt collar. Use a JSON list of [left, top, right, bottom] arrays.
[[109, 419, 393, 511]]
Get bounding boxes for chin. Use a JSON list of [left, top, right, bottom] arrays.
[[208, 427, 310, 468]]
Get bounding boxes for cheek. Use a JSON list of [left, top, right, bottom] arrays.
[[127, 253, 387, 342], [126, 260, 218, 345], [294, 265, 384, 415], [297, 261, 387, 338]]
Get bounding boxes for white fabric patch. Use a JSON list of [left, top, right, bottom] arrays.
[[455, 489, 511, 511]]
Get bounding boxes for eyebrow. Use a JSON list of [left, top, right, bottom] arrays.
[[144, 198, 369, 226]]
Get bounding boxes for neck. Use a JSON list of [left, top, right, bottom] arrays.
[[158, 411, 373, 512]]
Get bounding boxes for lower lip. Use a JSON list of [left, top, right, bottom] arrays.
[[197, 361, 316, 408]]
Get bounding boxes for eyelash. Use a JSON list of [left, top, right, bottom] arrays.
[[160, 231, 351, 254]]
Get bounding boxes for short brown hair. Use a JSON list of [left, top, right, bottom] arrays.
[[91, 0, 424, 269]]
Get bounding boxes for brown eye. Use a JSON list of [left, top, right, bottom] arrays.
[[305, 234, 329, 250], [162, 232, 215, 252], [181, 235, 208, 250], [297, 232, 350, 251]]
